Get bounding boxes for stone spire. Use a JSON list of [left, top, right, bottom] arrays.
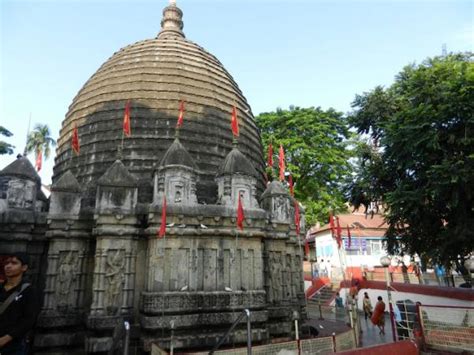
[[158, 0, 185, 38]]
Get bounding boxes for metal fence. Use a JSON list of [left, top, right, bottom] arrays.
[[185, 328, 357, 355], [365, 271, 470, 287], [419, 304, 474, 353], [306, 301, 350, 324]]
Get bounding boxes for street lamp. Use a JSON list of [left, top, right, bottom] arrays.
[[380, 255, 397, 342]]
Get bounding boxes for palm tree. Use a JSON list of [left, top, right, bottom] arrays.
[[0, 126, 14, 155], [26, 124, 56, 166]]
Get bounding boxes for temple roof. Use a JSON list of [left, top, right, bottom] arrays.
[[0, 156, 40, 183], [51, 171, 81, 192], [52, 2, 264, 203], [97, 160, 138, 187], [159, 138, 197, 170], [261, 181, 290, 199], [217, 147, 257, 178]]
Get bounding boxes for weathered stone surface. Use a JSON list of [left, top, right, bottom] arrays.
[[34, 331, 85, 348], [140, 291, 266, 314], [52, 12, 265, 205], [87, 315, 123, 330], [0, 3, 307, 354], [261, 181, 292, 224], [140, 309, 268, 329], [36, 312, 83, 328], [85, 337, 113, 353]]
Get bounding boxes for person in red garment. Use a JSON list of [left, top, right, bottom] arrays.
[[371, 296, 386, 335]]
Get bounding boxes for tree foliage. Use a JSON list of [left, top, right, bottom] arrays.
[[26, 124, 56, 160], [347, 53, 474, 267], [0, 126, 14, 155], [256, 106, 353, 226]]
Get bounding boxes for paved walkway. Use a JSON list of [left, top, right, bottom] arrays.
[[358, 313, 395, 348], [307, 311, 395, 347]]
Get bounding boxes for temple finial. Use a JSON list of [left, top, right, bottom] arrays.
[[158, 0, 185, 38]]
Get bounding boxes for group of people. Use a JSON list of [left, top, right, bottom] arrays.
[[0, 252, 39, 355], [335, 285, 387, 336], [362, 292, 387, 335], [313, 259, 332, 278]]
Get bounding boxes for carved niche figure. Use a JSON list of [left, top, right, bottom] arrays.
[[273, 195, 289, 221], [286, 254, 293, 299], [269, 253, 282, 303], [7, 180, 35, 208], [56, 251, 79, 310], [105, 250, 126, 315]]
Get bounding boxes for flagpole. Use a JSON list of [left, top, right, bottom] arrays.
[[118, 129, 124, 159], [23, 113, 32, 156]]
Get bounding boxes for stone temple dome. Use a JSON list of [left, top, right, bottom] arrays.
[[0, 3, 306, 353], [53, 1, 264, 204]]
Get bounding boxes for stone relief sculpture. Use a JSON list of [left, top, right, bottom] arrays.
[[273, 196, 289, 221], [105, 249, 126, 315], [7, 179, 35, 208], [56, 251, 79, 310], [269, 253, 282, 303]]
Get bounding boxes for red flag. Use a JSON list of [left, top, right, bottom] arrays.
[[267, 142, 273, 167], [123, 100, 131, 137], [304, 239, 310, 258], [177, 100, 185, 128], [158, 197, 167, 238], [289, 175, 294, 196], [329, 213, 335, 236], [231, 106, 239, 137], [71, 124, 80, 155], [347, 225, 352, 248], [294, 200, 301, 235], [278, 144, 285, 181], [237, 194, 245, 230], [35, 150, 42, 172], [335, 216, 342, 249]]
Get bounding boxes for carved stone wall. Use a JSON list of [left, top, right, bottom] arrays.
[[154, 166, 198, 206], [146, 235, 264, 292], [89, 238, 138, 318]]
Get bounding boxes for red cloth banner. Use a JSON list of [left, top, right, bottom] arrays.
[[158, 197, 167, 238]]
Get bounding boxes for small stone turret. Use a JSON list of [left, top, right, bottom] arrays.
[[153, 137, 198, 206], [0, 156, 40, 211], [49, 171, 81, 217], [261, 181, 292, 224], [96, 160, 138, 215], [216, 145, 259, 209]]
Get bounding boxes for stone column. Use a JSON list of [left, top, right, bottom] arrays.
[[85, 160, 140, 353], [35, 171, 93, 352]]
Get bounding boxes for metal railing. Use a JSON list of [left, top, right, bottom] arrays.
[[365, 271, 471, 287], [209, 309, 252, 355], [109, 320, 130, 355], [419, 304, 474, 353], [306, 301, 350, 324]]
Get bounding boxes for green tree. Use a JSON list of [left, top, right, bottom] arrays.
[[26, 124, 56, 163], [0, 126, 14, 155], [256, 106, 353, 225], [347, 53, 474, 270]]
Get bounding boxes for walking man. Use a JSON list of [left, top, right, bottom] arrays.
[[362, 292, 373, 320]]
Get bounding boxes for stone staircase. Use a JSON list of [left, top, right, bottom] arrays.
[[311, 284, 338, 305]]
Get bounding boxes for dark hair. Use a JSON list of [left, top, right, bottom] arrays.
[[377, 296, 382, 301], [7, 252, 30, 266]]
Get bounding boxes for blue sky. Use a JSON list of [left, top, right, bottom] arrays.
[[0, 0, 472, 184]]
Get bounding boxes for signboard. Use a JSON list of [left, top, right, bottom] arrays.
[[343, 238, 367, 251]]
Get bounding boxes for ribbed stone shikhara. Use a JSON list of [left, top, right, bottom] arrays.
[[0, 2, 306, 353], [53, 0, 264, 205]]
